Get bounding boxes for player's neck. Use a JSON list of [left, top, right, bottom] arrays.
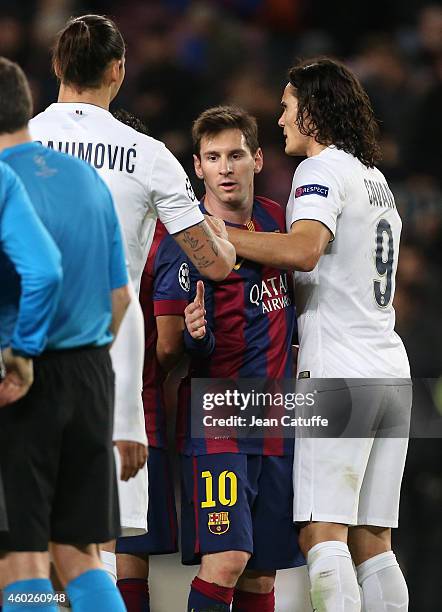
[[203, 193, 253, 226], [57, 84, 111, 111], [0, 128, 31, 154], [305, 139, 329, 158]]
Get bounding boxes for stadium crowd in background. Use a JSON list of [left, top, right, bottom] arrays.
[[0, 0, 440, 372], [0, 0, 440, 609]]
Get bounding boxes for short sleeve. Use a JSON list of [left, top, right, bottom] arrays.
[[286, 157, 345, 238], [150, 145, 204, 234], [153, 236, 190, 316]]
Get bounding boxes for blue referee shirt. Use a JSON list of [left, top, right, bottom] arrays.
[[0, 161, 62, 355], [0, 142, 128, 350]]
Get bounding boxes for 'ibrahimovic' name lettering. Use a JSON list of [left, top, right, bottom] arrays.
[[37, 141, 137, 174], [249, 273, 291, 313], [364, 179, 396, 208]]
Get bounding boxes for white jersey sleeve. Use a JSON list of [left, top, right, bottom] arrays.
[[110, 282, 146, 445], [287, 156, 345, 238], [150, 145, 204, 235]]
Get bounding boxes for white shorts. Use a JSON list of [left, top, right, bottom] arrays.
[[114, 447, 148, 536], [293, 381, 412, 527]]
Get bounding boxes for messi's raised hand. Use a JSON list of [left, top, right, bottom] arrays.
[[184, 280, 206, 339]]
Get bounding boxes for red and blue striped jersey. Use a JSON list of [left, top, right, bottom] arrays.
[[139, 220, 189, 448], [177, 196, 296, 456]]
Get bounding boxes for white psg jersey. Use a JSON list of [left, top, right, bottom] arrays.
[[287, 146, 410, 378], [30, 103, 204, 293]]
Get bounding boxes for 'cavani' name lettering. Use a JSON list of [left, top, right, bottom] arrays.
[[37, 141, 136, 174], [364, 179, 395, 208]]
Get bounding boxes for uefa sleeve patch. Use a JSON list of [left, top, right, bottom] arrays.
[[295, 184, 329, 198]]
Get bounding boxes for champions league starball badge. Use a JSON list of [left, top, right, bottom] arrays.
[[185, 177, 196, 202], [178, 262, 190, 292]]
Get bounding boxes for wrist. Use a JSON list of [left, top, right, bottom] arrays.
[[10, 347, 33, 360], [183, 327, 215, 356], [184, 327, 206, 342]]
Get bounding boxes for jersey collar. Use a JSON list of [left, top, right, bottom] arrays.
[[199, 196, 258, 229], [46, 102, 112, 117], [0, 141, 43, 161]]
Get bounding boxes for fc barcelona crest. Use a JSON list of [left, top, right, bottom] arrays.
[[208, 511, 230, 535]]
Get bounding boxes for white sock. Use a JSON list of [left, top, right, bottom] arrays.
[[357, 551, 408, 611], [307, 540, 361, 612], [100, 550, 117, 584]]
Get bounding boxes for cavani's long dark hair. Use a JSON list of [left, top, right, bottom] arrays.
[[288, 57, 381, 167]]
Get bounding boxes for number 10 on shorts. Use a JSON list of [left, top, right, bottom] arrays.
[[201, 470, 238, 508]]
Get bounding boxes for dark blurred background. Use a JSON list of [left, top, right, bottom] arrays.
[[1, 0, 440, 609]]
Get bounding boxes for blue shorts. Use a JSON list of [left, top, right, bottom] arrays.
[[116, 447, 178, 555], [181, 453, 305, 570]]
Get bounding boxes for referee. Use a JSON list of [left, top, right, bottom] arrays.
[[0, 159, 62, 536], [0, 162, 61, 408], [0, 57, 128, 611]]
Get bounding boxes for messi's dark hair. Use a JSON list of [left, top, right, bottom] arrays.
[[0, 57, 32, 134], [192, 106, 259, 156], [288, 58, 381, 167], [53, 14, 125, 90]]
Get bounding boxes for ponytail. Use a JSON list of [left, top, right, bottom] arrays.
[[53, 14, 125, 89]]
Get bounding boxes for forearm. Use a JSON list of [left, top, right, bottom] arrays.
[[156, 340, 184, 372], [227, 227, 316, 271], [110, 284, 132, 340], [155, 315, 185, 372], [174, 221, 236, 281], [188, 233, 236, 281], [214, 236, 236, 273]]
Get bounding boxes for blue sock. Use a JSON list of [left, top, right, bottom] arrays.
[[66, 569, 125, 612], [3, 578, 57, 611]]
